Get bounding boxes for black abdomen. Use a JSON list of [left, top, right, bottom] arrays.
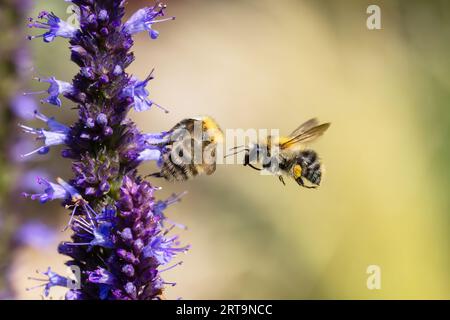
[[298, 150, 322, 185]]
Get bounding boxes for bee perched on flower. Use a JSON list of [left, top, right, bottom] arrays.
[[23, 1, 190, 300]]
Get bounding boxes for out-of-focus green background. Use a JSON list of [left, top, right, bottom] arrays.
[[2, 0, 449, 299]]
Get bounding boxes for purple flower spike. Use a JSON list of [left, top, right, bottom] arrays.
[[22, 1, 188, 300], [28, 11, 78, 42]]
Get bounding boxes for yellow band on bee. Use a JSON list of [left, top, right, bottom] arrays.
[[203, 116, 219, 131], [203, 116, 224, 142]]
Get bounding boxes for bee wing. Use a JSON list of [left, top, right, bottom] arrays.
[[200, 142, 217, 175], [199, 163, 217, 176], [288, 118, 320, 137], [280, 123, 330, 150]]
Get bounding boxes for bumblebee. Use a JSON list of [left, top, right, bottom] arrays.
[[149, 116, 224, 181], [230, 118, 330, 188]]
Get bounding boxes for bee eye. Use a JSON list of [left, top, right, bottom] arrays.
[[293, 164, 302, 178]]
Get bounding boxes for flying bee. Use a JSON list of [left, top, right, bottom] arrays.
[[228, 118, 330, 188], [149, 116, 224, 181]]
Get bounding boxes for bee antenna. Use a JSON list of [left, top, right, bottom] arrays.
[[229, 145, 246, 150], [224, 148, 248, 158]]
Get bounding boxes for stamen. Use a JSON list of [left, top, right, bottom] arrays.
[[166, 191, 188, 206], [27, 277, 47, 282], [73, 219, 94, 234], [166, 218, 187, 230], [18, 124, 36, 134], [84, 203, 99, 217], [26, 283, 46, 291], [63, 241, 92, 246], [152, 17, 176, 23], [63, 205, 79, 232], [159, 261, 183, 273], [23, 90, 47, 96], [76, 217, 94, 230], [27, 35, 45, 40], [28, 22, 50, 29], [20, 146, 49, 158], [162, 225, 175, 236], [144, 68, 155, 82], [74, 223, 93, 235], [152, 101, 169, 113], [33, 76, 46, 83]]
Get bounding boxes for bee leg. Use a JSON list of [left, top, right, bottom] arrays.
[[244, 151, 262, 171], [248, 164, 262, 171], [146, 172, 162, 178], [243, 152, 250, 166], [278, 176, 286, 185], [296, 177, 317, 189]]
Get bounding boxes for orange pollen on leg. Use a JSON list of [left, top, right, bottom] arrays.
[[293, 164, 302, 178]]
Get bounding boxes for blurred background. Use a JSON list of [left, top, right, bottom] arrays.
[[0, 0, 449, 299]]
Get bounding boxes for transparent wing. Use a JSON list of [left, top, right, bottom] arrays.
[[280, 122, 330, 150], [288, 118, 319, 137], [201, 142, 218, 175]]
